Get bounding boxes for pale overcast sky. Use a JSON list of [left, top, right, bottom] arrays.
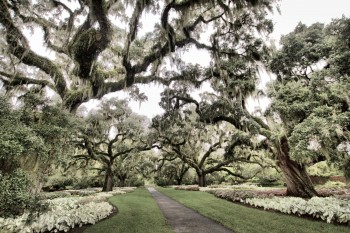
[[273, 0, 349, 40]]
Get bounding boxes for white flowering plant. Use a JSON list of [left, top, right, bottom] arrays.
[[245, 196, 350, 224], [0, 187, 136, 233]]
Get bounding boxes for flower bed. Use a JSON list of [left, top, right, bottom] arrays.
[[174, 185, 200, 191], [208, 189, 286, 202], [245, 196, 350, 224], [207, 188, 350, 224], [0, 187, 136, 233]]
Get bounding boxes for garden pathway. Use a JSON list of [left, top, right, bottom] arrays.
[[147, 187, 234, 233]]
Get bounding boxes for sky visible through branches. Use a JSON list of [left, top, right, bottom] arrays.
[[26, 0, 350, 118]]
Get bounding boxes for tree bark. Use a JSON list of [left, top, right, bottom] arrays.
[[176, 176, 183, 185], [102, 164, 114, 192], [197, 172, 206, 187], [277, 137, 318, 198]]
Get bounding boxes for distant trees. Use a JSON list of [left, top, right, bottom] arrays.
[[152, 106, 269, 187], [154, 153, 191, 186], [74, 98, 156, 191]]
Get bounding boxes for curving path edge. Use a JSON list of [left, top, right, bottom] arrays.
[[147, 187, 234, 233]]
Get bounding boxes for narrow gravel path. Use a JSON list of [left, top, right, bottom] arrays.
[[147, 187, 234, 233]]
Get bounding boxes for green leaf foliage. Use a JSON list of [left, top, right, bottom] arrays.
[[0, 169, 44, 218], [268, 17, 350, 171]]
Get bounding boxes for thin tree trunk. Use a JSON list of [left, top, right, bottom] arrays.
[[277, 137, 318, 198], [118, 174, 126, 187], [102, 164, 114, 192], [176, 166, 189, 185]]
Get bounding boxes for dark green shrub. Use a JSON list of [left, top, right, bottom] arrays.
[[181, 173, 197, 185], [154, 177, 174, 186], [42, 176, 75, 191], [72, 176, 104, 189], [0, 170, 46, 218], [128, 177, 145, 187]]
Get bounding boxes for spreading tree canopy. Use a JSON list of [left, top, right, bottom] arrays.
[[152, 106, 271, 186], [0, 0, 276, 111], [74, 98, 156, 191]]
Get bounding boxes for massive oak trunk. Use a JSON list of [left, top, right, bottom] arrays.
[[197, 172, 206, 187], [102, 163, 114, 192], [277, 137, 318, 198]]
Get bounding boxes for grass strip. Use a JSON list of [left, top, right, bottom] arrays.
[[157, 187, 350, 233], [84, 188, 173, 233]]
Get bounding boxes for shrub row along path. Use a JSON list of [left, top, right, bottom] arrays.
[[147, 187, 234, 233]]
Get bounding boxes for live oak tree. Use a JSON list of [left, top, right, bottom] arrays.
[[159, 16, 350, 197], [0, 0, 277, 112], [113, 151, 154, 187], [269, 18, 350, 181], [74, 98, 155, 191], [154, 153, 190, 186], [158, 51, 318, 196], [153, 106, 267, 187]]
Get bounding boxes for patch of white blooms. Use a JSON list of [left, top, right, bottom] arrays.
[[0, 188, 135, 233], [245, 196, 350, 224]]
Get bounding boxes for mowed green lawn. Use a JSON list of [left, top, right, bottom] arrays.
[[157, 187, 350, 233], [84, 188, 173, 233]]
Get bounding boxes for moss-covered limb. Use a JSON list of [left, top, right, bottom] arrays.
[[89, 0, 110, 31], [125, 0, 211, 86], [9, 0, 82, 55], [0, 0, 29, 48], [183, 12, 225, 38], [199, 141, 221, 168], [0, 71, 56, 90], [93, 74, 155, 99], [12, 46, 67, 96], [122, 0, 152, 87], [63, 88, 92, 112], [52, 0, 73, 14], [0, 0, 68, 97], [131, 38, 212, 80], [172, 146, 201, 171], [51, 0, 86, 44], [161, 0, 177, 52], [124, 0, 148, 52], [20, 14, 68, 54], [67, 0, 112, 79], [122, 0, 263, 88]]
